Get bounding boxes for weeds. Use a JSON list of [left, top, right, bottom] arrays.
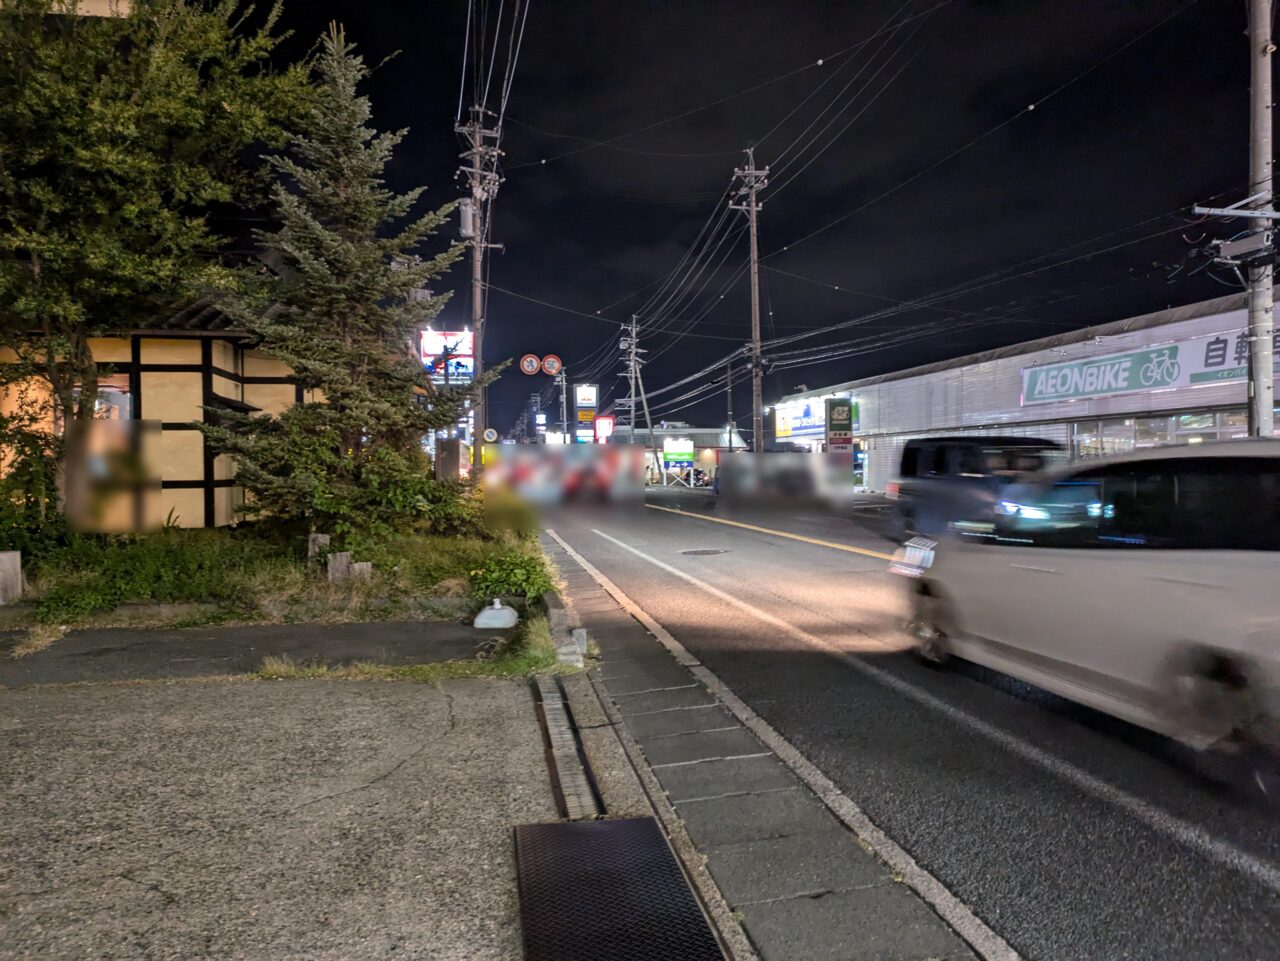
[[255, 615, 563, 682], [14, 526, 554, 638]]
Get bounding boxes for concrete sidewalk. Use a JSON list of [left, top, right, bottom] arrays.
[[544, 532, 978, 961], [0, 677, 555, 961]]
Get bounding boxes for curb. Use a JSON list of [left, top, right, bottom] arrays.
[[539, 588, 587, 667], [537, 544, 759, 961]]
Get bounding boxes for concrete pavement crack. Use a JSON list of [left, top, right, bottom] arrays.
[[273, 694, 451, 817], [116, 872, 178, 906]]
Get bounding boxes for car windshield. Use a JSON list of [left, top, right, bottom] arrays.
[[981, 446, 1059, 477]]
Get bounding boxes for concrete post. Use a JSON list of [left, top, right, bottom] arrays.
[[326, 551, 352, 583], [0, 551, 21, 605]]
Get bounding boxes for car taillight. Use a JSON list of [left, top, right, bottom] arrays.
[[886, 481, 900, 501]]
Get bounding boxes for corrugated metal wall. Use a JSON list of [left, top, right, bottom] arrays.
[[854, 306, 1252, 490]]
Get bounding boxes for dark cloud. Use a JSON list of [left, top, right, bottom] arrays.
[[276, 0, 1251, 430]]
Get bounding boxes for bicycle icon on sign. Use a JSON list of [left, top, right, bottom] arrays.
[[1139, 348, 1180, 387]]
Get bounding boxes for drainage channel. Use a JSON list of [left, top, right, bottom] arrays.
[[532, 675, 603, 821], [521, 674, 725, 961]]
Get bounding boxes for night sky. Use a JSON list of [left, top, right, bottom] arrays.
[[274, 0, 1250, 437]]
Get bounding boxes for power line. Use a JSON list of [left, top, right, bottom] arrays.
[[504, 0, 955, 171], [763, 0, 1202, 259]]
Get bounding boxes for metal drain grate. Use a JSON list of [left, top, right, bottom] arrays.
[[515, 818, 723, 961], [680, 548, 728, 556]]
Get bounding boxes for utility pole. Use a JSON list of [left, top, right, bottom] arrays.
[[456, 107, 503, 464], [556, 369, 568, 436], [635, 364, 660, 483], [1195, 0, 1276, 436], [1248, 0, 1275, 436], [726, 363, 734, 453], [626, 316, 640, 442], [731, 147, 769, 453]]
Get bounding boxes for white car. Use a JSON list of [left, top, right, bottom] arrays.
[[895, 439, 1280, 762]]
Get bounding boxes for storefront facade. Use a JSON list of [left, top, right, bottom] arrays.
[[774, 292, 1279, 492], [1, 308, 317, 529]]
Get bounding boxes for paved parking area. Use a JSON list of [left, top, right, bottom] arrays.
[[0, 678, 555, 961]]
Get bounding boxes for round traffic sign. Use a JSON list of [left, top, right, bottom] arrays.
[[482, 428, 498, 443], [541, 354, 563, 376], [519, 354, 541, 375]]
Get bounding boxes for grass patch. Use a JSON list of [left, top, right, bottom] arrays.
[[255, 614, 563, 682], [9, 623, 67, 658], [11, 523, 556, 643]]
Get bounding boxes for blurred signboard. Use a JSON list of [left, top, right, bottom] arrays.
[[575, 383, 599, 408], [662, 437, 695, 468], [421, 330, 474, 384], [774, 398, 826, 438], [594, 415, 615, 443], [578, 409, 596, 423]]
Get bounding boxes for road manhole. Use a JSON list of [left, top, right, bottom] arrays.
[[680, 548, 728, 556]]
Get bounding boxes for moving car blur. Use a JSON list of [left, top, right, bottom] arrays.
[[885, 436, 1065, 540], [891, 439, 1280, 787]]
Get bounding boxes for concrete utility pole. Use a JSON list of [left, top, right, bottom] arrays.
[[731, 148, 769, 453], [1193, 0, 1277, 436], [625, 316, 640, 443], [1248, 0, 1276, 436], [635, 364, 661, 483], [456, 107, 503, 464], [556, 369, 568, 436], [726, 362, 734, 453]]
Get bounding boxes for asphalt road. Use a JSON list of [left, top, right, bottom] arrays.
[[545, 487, 1280, 961]]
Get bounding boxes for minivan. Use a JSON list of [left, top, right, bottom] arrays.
[[886, 436, 1064, 541], [893, 439, 1280, 767]]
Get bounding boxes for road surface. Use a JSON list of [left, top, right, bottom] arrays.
[[545, 486, 1280, 961]]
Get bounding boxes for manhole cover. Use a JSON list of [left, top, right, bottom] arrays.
[[680, 548, 728, 556]]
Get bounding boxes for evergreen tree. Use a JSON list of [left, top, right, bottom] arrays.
[[204, 25, 488, 543]]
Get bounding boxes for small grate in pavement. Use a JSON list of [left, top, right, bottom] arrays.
[[515, 817, 723, 961], [680, 549, 729, 556]]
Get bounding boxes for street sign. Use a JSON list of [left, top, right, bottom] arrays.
[[519, 354, 541, 375], [662, 437, 695, 468], [482, 428, 498, 443], [541, 354, 563, 376], [826, 397, 856, 454]]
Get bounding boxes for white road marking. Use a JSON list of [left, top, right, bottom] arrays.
[[587, 526, 1280, 896], [546, 528, 1021, 961]]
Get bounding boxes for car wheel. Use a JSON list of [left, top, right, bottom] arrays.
[[908, 585, 950, 666], [1163, 649, 1280, 800], [895, 508, 916, 544], [1164, 648, 1254, 745]]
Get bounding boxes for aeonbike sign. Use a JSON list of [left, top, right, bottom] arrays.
[[1021, 330, 1280, 405]]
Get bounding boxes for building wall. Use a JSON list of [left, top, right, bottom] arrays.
[[0, 332, 305, 530], [781, 303, 1268, 492]]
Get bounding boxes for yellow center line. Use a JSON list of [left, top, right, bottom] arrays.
[[644, 503, 896, 561]]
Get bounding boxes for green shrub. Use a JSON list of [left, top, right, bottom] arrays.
[[469, 549, 554, 601], [0, 426, 65, 561], [30, 528, 286, 624]]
